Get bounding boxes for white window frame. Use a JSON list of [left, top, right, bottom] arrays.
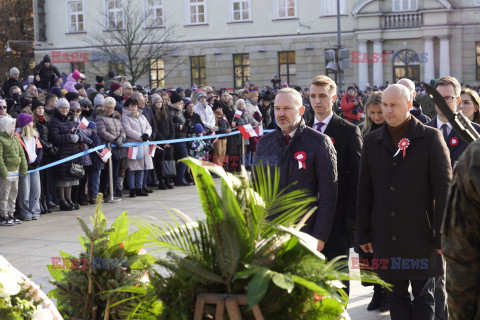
[[273, 0, 298, 19], [392, 0, 418, 12], [144, 0, 164, 28], [321, 0, 347, 16], [229, 0, 252, 22], [105, 0, 124, 30], [66, 0, 85, 33], [185, 0, 208, 25]]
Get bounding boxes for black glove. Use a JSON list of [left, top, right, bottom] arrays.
[[114, 137, 124, 148], [141, 133, 149, 142]]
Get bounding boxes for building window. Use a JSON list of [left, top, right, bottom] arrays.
[[392, 0, 417, 12], [67, 1, 84, 33], [274, 0, 297, 19], [392, 49, 420, 83], [233, 54, 250, 89], [278, 51, 296, 86], [145, 0, 164, 27], [106, 0, 124, 30], [71, 63, 85, 74], [191, 56, 206, 86], [477, 42, 480, 81], [150, 59, 165, 89], [186, 0, 207, 25], [229, 0, 251, 22], [322, 0, 347, 16]]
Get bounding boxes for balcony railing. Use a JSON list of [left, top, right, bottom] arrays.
[[384, 13, 423, 28]]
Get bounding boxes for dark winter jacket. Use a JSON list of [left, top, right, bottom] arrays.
[[33, 61, 61, 91], [155, 111, 175, 143], [258, 101, 273, 129], [184, 112, 203, 136], [357, 117, 452, 280], [253, 119, 338, 242], [410, 101, 431, 124], [140, 106, 158, 140], [2, 78, 23, 99], [168, 103, 187, 139], [48, 108, 84, 181], [215, 115, 230, 140]]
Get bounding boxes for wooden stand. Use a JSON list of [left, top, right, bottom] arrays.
[[194, 294, 265, 320]]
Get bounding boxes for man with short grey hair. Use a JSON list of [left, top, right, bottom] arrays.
[[2, 67, 23, 99], [253, 87, 338, 252], [122, 82, 133, 99]]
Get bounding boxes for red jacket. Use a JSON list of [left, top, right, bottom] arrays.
[[341, 94, 363, 122]]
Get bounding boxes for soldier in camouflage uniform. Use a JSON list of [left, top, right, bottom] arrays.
[[442, 138, 480, 320]]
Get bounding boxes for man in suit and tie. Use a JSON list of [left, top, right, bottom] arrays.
[[425, 76, 480, 320], [306, 75, 363, 295]]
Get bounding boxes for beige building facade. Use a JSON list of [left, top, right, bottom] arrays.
[[33, 0, 480, 90]]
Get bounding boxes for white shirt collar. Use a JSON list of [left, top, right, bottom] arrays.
[[313, 111, 334, 133], [282, 127, 298, 138], [436, 117, 452, 131]]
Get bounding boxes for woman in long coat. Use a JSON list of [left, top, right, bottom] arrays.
[[48, 98, 84, 211], [121, 98, 152, 197]]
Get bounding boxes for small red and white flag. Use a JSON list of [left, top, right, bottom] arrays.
[[97, 148, 112, 163], [149, 144, 156, 157], [128, 146, 139, 160], [254, 125, 264, 136], [238, 124, 258, 139], [234, 109, 243, 119], [79, 117, 89, 130]]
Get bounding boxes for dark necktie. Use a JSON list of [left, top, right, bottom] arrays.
[[285, 135, 291, 144], [316, 122, 325, 132], [441, 124, 449, 142]]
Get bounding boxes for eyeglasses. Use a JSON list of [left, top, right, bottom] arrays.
[[0, 105, 7, 109], [443, 96, 458, 103], [73, 110, 82, 113]]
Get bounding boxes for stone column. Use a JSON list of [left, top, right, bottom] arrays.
[[439, 35, 450, 77], [423, 36, 435, 83], [373, 39, 384, 87], [358, 39, 369, 90]]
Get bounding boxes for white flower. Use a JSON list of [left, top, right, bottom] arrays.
[[32, 306, 54, 320], [327, 280, 345, 289], [0, 270, 21, 298]]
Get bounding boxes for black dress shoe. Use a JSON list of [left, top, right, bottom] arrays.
[[67, 200, 80, 210], [129, 189, 136, 198], [165, 180, 174, 189], [377, 290, 389, 312], [135, 188, 149, 196], [47, 201, 59, 209], [142, 186, 153, 194], [59, 200, 74, 211], [367, 285, 383, 311]]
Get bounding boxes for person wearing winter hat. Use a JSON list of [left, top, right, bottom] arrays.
[[83, 120, 104, 204], [57, 98, 70, 109], [94, 94, 105, 108], [104, 70, 116, 91], [86, 88, 96, 98], [32, 55, 61, 91], [63, 70, 81, 93], [49, 86, 63, 99], [65, 92, 80, 103], [19, 98, 32, 111], [176, 87, 185, 99], [79, 98, 93, 120], [75, 83, 87, 99], [2, 67, 24, 99], [193, 91, 215, 133], [14, 113, 43, 221], [107, 82, 124, 114], [0, 116, 27, 226]]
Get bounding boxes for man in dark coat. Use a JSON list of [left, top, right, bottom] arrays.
[[253, 88, 338, 251], [425, 76, 480, 320], [442, 138, 480, 320], [2, 68, 23, 99], [397, 78, 431, 124], [306, 75, 362, 296], [33, 55, 61, 91], [357, 84, 452, 320]]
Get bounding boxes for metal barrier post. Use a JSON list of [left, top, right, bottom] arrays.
[[107, 143, 121, 203], [241, 137, 245, 166]]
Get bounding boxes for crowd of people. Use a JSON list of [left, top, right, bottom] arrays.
[[1, 54, 480, 319]]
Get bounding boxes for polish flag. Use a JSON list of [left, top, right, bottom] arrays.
[[128, 147, 139, 160], [234, 109, 243, 119], [79, 117, 89, 130], [254, 125, 264, 136], [97, 148, 112, 163], [149, 144, 156, 157], [238, 124, 258, 139]]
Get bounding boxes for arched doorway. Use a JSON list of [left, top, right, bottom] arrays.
[[393, 49, 421, 83]]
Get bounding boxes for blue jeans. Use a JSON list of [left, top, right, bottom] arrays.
[[388, 277, 435, 320], [88, 169, 102, 198], [173, 142, 188, 184], [18, 171, 41, 218], [127, 170, 144, 190], [142, 169, 150, 188]]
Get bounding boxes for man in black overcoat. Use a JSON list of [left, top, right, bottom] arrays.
[[357, 84, 452, 320], [253, 88, 338, 252], [306, 75, 362, 296]]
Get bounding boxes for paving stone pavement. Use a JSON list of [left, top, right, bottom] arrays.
[[0, 178, 391, 319]]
